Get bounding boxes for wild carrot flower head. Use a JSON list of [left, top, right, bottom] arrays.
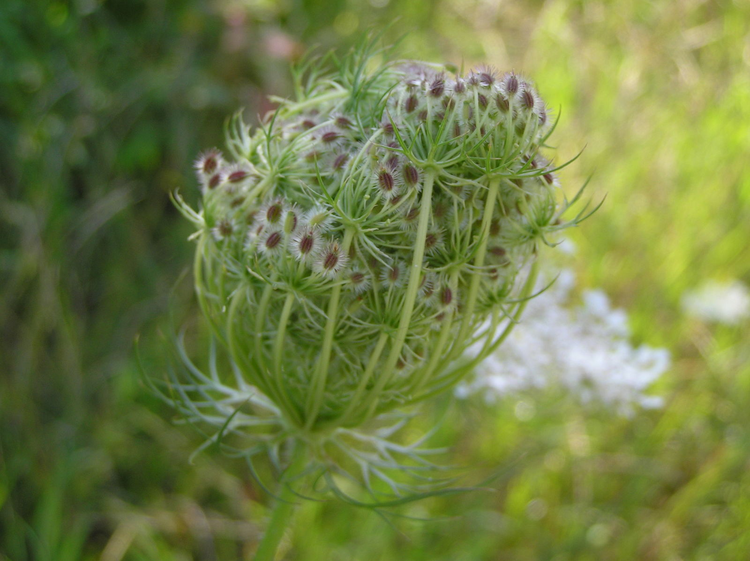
[[167, 40, 593, 502]]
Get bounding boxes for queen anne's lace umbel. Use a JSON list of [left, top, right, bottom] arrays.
[[172, 47, 591, 468], [459, 270, 669, 415], [681, 279, 750, 326]]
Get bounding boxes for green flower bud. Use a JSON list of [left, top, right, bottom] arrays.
[[168, 42, 594, 501]]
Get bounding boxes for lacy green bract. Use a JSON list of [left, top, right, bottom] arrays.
[[173, 48, 587, 467]]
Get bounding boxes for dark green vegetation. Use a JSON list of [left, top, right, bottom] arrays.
[[2, 1, 749, 559]]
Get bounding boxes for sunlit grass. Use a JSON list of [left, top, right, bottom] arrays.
[[1, 0, 748, 559]]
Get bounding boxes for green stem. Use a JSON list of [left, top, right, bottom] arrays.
[[305, 228, 356, 429], [359, 170, 436, 420], [450, 177, 500, 360], [272, 293, 302, 426], [285, 89, 349, 116], [414, 263, 539, 403], [227, 288, 281, 406], [409, 270, 460, 394], [253, 444, 308, 561], [273, 293, 296, 374], [255, 283, 275, 377], [240, 174, 275, 213], [337, 332, 389, 426], [194, 234, 227, 346]]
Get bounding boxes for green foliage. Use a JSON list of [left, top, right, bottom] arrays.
[[2, 0, 749, 559]]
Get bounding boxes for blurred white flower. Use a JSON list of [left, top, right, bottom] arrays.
[[681, 279, 750, 325], [458, 269, 670, 415]]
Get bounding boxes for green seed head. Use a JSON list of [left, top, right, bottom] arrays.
[[179, 45, 586, 443]]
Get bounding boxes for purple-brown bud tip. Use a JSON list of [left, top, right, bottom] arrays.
[[504, 73, 519, 94], [403, 164, 419, 187], [405, 95, 418, 113], [429, 76, 445, 97]]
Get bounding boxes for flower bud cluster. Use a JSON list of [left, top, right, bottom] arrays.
[[181, 53, 582, 434]]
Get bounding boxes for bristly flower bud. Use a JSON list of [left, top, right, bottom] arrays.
[[226, 163, 252, 184], [429, 75, 446, 97], [374, 165, 400, 200], [381, 261, 406, 289], [423, 229, 444, 255], [400, 205, 420, 230], [405, 94, 419, 113], [402, 163, 420, 189], [305, 205, 333, 231], [314, 239, 348, 278], [260, 199, 286, 230], [438, 285, 456, 310], [212, 218, 234, 241], [470, 66, 496, 88], [495, 93, 510, 113], [207, 172, 224, 190], [334, 114, 353, 129], [332, 152, 349, 171], [195, 148, 223, 177], [262, 230, 284, 252], [502, 72, 519, 95], [284, 206, 300, 234], [520, 82, 540, 113], [322, 130, 339, 144], [348, 269, 371, 295], [291, 226, 319, 262], [452, 78, 466, 95]]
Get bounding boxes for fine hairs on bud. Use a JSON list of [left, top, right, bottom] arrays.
[[314, 239, 348, 277], [348, 269, 372, 294], [259, 229, 284, 254], [305, 204, 333, 230], [260, 199, 286, 230], [211, 218, 235, 241], [291, 226, 318, 262], [165, 38, 594, 508], [381, 260, 406, 289], [374, 164, 402, 201], [194, 148, 223, 179]]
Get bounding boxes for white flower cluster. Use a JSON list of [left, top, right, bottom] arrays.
[[681, 279, 750, 326], [458, 269, 670, 415]]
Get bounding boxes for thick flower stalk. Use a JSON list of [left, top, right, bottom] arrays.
[[168, 44, 590, 503]]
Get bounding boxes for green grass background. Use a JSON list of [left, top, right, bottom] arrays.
[[1, 0, 749, 559]]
